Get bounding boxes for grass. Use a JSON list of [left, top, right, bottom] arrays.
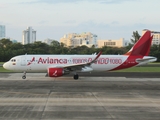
[[149, 62, 160, 64], [0, 62, 14, 72], [114, 67, 160, 72], [0, 66, 14, 73]]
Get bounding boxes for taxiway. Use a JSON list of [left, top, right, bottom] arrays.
[[0, 73, 160, 120]]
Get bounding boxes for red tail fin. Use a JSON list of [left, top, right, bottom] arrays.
[[125, 31, 153, 56]]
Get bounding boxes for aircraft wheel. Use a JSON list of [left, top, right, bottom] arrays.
[[22, 75, 26, 79], [74, 74, 79, 80]]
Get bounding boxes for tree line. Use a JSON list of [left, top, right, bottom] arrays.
[[0, 31, 160, 62]]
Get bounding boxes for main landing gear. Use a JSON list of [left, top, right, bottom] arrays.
[[22, 71, 26, 79], [73, 74, 79, 80]]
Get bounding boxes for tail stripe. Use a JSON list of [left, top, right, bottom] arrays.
[[124, 31, 152, 56], [111, 30, 152, 71]]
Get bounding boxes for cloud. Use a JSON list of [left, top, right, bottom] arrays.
[[100, 0, 139, 4], [0, 3, 8, 8], [64, 20, 77, 24], [111, 21, 119, 25], [20, 0, 82, 4], [38, 21, 48, 25], [38, 0, 81, 3], [20, 0, 138, 4]]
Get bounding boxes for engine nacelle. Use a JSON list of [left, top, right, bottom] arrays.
[[48, 68, 64, 77]]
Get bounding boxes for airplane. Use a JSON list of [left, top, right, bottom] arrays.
[[3, 30, 157, 80]]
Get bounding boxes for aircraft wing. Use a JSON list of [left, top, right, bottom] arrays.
[[63, 51, 102, 71]]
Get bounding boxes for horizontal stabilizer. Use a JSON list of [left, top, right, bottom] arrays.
[[136, 57, 157, 63]]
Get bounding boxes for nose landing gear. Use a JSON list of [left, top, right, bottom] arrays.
[[22, 71, 26, 79]]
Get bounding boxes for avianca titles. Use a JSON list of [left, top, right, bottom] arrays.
[[3, 31, 157, 80]]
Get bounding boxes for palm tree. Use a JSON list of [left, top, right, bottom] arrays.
[[130, 31, 141, 44]]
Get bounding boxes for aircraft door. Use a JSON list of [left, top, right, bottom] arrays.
[[21, 56, 27, 66]]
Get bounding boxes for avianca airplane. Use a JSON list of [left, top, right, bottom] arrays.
[[3, 31, 157, 80]]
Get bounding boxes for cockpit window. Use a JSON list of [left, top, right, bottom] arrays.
[[11, 59, 16, 62]]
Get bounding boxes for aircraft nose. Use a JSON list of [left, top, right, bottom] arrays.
[[3, 62, 8, 69]]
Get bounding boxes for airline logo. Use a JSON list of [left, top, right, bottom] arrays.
[[27, 57, 123, 65], [27, 57, 35, 65], [53, 70, 57, 76]]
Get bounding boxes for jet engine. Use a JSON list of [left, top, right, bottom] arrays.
[[48, 68, 65, 77]]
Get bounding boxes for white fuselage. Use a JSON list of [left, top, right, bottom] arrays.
[[3, 54, 157, 73]]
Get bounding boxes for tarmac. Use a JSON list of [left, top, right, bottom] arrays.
[[0, 73, 160, 120]]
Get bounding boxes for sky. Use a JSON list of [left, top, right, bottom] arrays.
[[0, 0, 160, 42]]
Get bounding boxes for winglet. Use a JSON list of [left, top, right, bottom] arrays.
[[88, 51, 102, 64]]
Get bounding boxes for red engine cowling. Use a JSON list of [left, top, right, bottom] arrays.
[[48, 68, 64, 77]]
